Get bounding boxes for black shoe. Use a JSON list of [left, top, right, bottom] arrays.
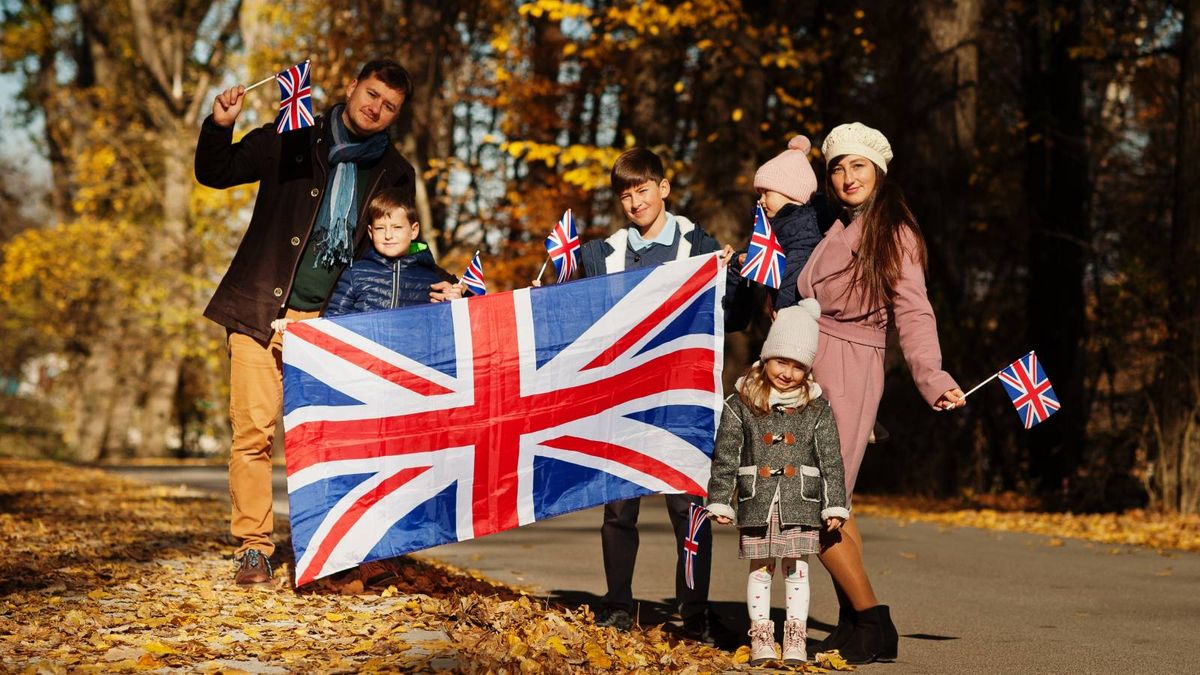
[[680, 615, 714, 645], [839, 604, 898, 664], [596, 608, 633, 631], [818, 606, 857, 652]]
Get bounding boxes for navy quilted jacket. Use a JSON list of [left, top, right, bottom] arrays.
[[324, 245, 458, 317], [770, 202, 822, 310]]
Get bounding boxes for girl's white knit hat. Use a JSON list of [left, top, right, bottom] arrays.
[[760, 298, 821, 367], [822, 122, 894, 173]]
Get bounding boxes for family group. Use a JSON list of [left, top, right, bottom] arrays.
[[195, 58, 964, 667]]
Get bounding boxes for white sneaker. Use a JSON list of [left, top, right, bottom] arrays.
[[783, 619, 807, 664], [748, 619, 777, 665]]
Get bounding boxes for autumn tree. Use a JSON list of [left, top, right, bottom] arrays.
[[1, 0, 244, 459], [1152, 0, 1200, 514]]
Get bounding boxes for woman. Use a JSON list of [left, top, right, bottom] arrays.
[[797, 122, 965, 664]]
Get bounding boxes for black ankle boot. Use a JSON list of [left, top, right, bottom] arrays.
[[818, 606, 857, 652], [840, 604, 898, 664]]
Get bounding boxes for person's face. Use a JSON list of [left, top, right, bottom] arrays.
[[368, 208, 419, 258], [764, 357, 807, 393], [756, 189, 793, 219], [343, 73, 405, 136], [618, 178, 670, 229], [829, 154, 878, 208]]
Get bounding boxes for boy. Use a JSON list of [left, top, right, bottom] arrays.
[[325, 188, 463, 315], [579, 147, 745, 642], [272, 188, 462, 333]]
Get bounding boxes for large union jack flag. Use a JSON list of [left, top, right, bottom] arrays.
[[740, 205, 786, 289], [275, 60, 314, 134], [997, 351, 1060, 429], [544, 209, 581, 284], [282, 254, 726, 585]]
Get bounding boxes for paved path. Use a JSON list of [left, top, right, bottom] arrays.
[[110, 466, 1200, 673]]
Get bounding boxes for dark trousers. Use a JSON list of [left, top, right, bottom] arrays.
[[600, 494, 712, 622]]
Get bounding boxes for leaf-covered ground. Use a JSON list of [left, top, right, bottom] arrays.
[[853, 493, 1200, 553], [0, 459, 855, 673]]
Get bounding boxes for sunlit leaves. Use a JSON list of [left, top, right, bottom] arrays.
[[0, 458, 748, 672], [854, 495, 1200, 553], [518, 1, 593, 22]]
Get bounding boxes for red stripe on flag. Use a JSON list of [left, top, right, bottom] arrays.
[[290, 322, 453, 396], [297, 465, 430, 586], [583, 256, 718, 371], [538, 435, 707, 496], [283, 345, 718, 476]]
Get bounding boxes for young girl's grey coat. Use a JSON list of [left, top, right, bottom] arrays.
[[706, 394, 850, 526]]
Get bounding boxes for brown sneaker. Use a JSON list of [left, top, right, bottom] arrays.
[[234, 549, 273, 586]]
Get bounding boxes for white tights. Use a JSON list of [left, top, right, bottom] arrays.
[[746, 556, 810, 623]]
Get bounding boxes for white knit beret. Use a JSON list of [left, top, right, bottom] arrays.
[[821, 122, 894, 173], [760, 298, 821, 367]]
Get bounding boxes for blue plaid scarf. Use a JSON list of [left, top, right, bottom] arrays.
[[312, 104, 390, 268]]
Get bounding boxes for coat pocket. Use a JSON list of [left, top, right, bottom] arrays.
[[800, 465, 822, 502], [736, 466, 757, 502]]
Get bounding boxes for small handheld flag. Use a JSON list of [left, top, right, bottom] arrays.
[[544, 209, 581, 284], [684, 502, 708, 590], [998, 351, 1060, 428], [461, 250, 487, 296], [274, 61, 314, 133], [740, 205, 786, 288], [962, 350, 1061, 429]]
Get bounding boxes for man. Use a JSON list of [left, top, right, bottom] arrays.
[[195, 59, 449, 585]]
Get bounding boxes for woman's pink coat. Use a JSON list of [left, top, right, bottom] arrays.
[[797, 217, 958, 497]]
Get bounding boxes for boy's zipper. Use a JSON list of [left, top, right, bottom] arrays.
[[391, 257, 400, 309]]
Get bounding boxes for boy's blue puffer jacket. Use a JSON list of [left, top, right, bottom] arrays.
[[770, 202, 822, 310], [325, 244, 459, 317]]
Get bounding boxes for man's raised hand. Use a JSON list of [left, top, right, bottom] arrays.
[[212, 85, 246, 128]]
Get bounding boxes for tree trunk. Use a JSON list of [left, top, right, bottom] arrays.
[[1021, 0, 1090, 505], [135, 350, 183, 457], [885, 0, 983, 493], [1152, 0, 1200, 515], [66, 329, 122, 462], [131, 124, 192, 456], [102, 366, 139, 457], [908, 0, 982, 297]]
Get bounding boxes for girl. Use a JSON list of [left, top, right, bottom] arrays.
[[706, 300, 849, 666], [798, 122, 966, 664]]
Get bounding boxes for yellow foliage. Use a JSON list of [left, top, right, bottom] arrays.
[[518, 0, 592, 22], [503, 141, 624, 192], [583, 641, 613, 668], [0, 218, 146, 339], [853, 495, 1200, 553]]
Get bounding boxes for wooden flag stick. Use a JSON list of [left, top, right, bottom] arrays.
[[961, 350, 1034, 399], [961, 371, 1000, 400], [244, 73, 276, 93], [536, 258, 549, 283], [245, 59, 309, 93]]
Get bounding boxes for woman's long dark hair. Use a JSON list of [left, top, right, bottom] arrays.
[[825, 156, 928, 311]]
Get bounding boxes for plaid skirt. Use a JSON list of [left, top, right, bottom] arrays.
[[738, 503, 821, 559]]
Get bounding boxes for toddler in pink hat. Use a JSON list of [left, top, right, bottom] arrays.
[[752, 136, 823, 311]]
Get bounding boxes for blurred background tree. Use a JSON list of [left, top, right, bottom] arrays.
[[0, 0, 1196, 514]]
